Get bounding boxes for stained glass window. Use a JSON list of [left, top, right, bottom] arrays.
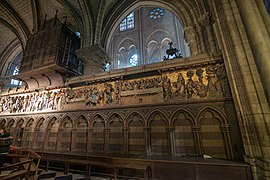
[[150, 8, 165, 19], [120, 12, 134, 31]]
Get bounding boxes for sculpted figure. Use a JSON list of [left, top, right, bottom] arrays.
[[57, 90, 65, 110], [162, 75, 172, 99], [175, 73, 186, 96], [186, 70, 195, 98], [195, 68, 207, 98], [206, 65, 218, 94], [23, 95, 29, 112], [215, 64, 228, 97], [104, 83, 114, 105]]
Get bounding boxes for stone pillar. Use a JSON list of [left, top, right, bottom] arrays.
[[254, 0, 270, 36], [76, 45, 111, 76], [144, 127, 151, 157], [210, 0, 270, 178], [192, 125, 202, 155], [220, 124, 234, 160], [236, 0, 270, 102], [123, 127, 129, 154]]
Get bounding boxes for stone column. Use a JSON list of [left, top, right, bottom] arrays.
[[236, 0, 270, 102], [210, 0, 270, 178], [254, 0, 270, 36], [76, 45, 111, 76]]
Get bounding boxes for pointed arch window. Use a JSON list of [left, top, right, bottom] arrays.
[[120, 12, 135, 31]]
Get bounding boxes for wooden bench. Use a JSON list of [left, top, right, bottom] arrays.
[[0, 159, 32, 180], [47, 158, 123, 179], [42, 155, 150, 180]]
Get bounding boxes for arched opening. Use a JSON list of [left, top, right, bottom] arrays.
[[109, 114, 124, 153], [109, 6, 190, 70], [128, 113, 145, 154], [92, 115, 105, 152], [74, 116, 88, 152], [5, 51, 23, 88]]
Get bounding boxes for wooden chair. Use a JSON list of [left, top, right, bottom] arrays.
[[18, 150, 42, 176], [0, 159, 32, 180]]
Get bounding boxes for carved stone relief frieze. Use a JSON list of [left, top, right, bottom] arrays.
[[0, 60, 230, 115]]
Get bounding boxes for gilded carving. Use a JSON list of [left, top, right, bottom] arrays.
[[0, 61, 229, 114]]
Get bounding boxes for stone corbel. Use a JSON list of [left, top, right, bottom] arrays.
[[76, 45, 112, 76]]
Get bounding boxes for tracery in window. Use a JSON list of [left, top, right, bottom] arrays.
[[111, 7, 190, 70], [120, 12, 134, 31], [150, 8, 165, 19]]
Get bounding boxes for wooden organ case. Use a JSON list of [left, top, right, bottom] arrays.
[[16, 16, 83, 89]]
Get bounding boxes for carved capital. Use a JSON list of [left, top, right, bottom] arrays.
[[76, 45, 112, 75]]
